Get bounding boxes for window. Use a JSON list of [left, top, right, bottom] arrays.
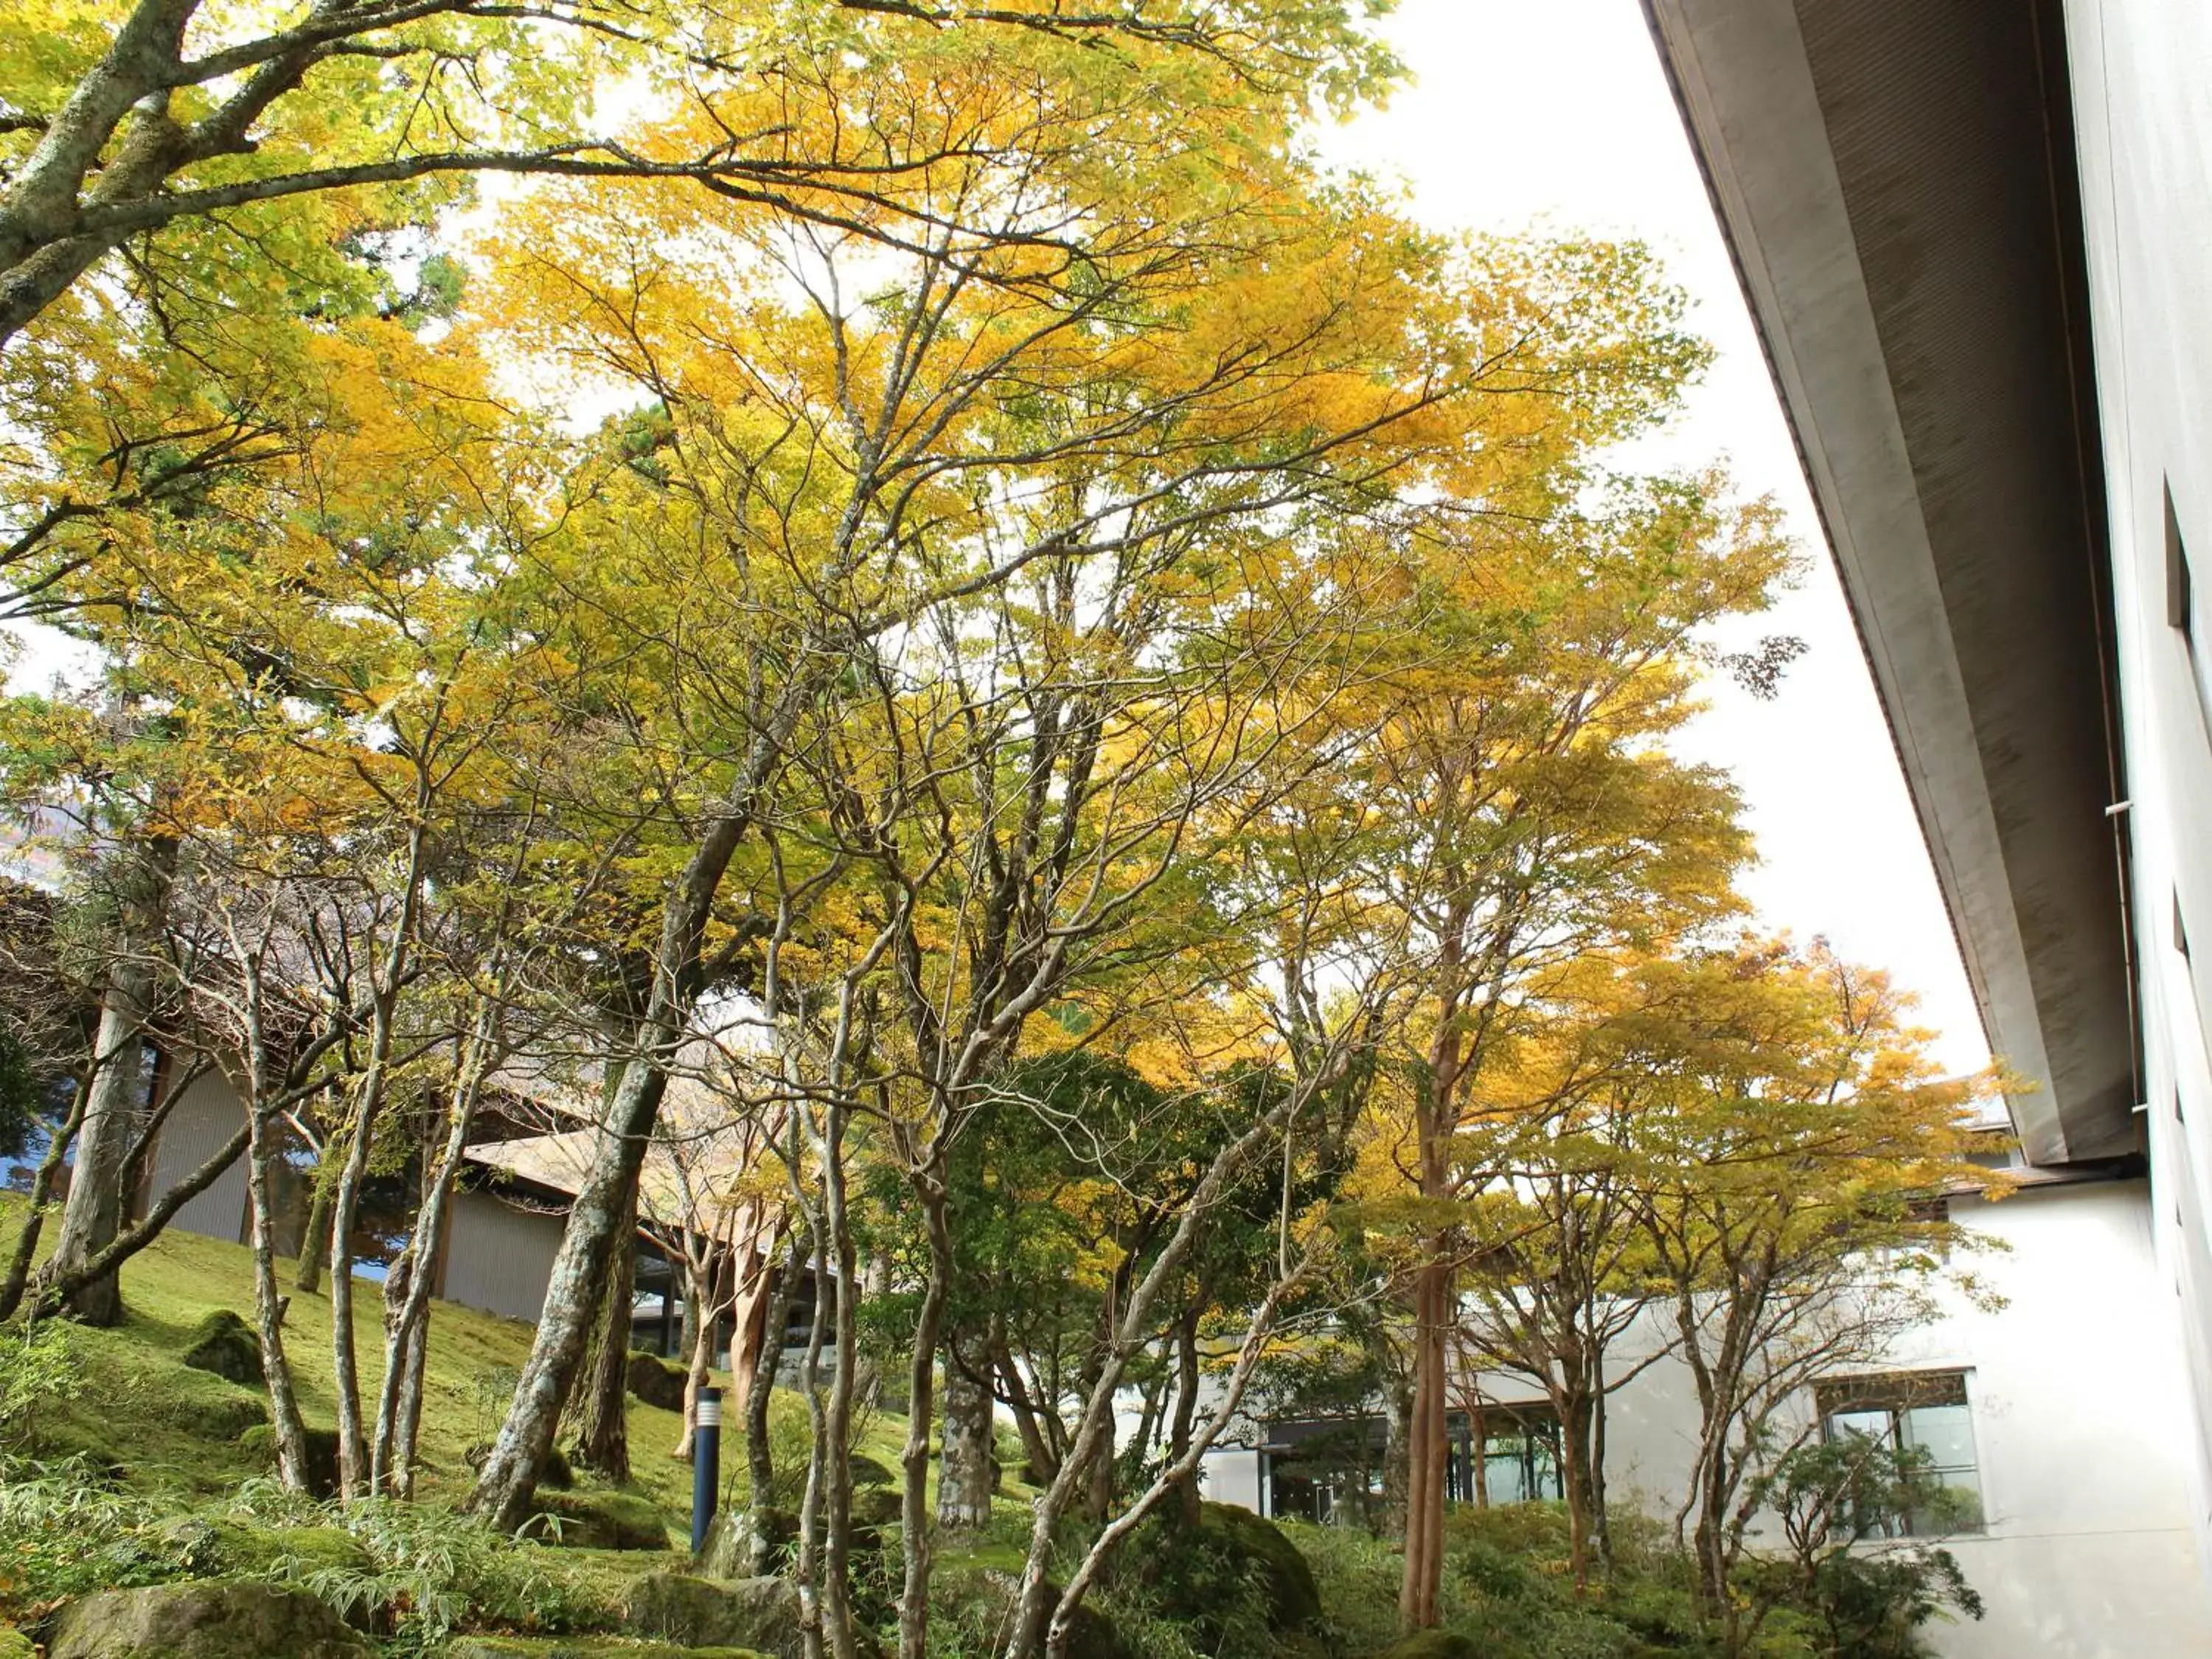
[[1461, 1402, 1563, 1506], [1815, 1371, 1983, 1536], [2168, 483, 2212, 731], [1264, 1416, 1385, 1525]]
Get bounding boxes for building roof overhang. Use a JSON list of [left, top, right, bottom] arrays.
[[1641, 0, 2138, 1164]]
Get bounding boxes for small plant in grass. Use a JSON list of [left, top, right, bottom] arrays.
[[0, 1321, 75, 1463], [0, 1460, 172, 1615], [220, 1481, 609, 1653]]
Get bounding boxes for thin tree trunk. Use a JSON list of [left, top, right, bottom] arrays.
[[327, 1086, 382, 1497], [1166, 1303, 1203, 1526], [372, 992, 498, 1495], [817, 1086, 860, 1659], [467, 712, 796, 1531], [1558, 1374, 1596, 1591], [794, 1197, 832, 1659], [1382, 1365, 1414, 1536], [1031, 1248, 1316, 1659], [0, 1073, 89, 1320], [1399, 1255, 1450, 1632], [40, 835, 175, 1325], [741, 1230, 807, 1571], [466, 1048, 674, 1532], [674, 1237, 732, 1461], [389, 1308, 431, 1495], [1004, 1096, 1304, 1659], [894, 1164, 954, 1659], [292, 1153, 335, 1295], [247, 1091, 313, 1491]]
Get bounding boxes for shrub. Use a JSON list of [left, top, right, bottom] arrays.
[[1275, 1520, 1405, 1659], [1746, 1438, 1986, 1659]]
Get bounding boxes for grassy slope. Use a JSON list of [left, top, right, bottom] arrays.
[[11, 1220, 907, 1528]]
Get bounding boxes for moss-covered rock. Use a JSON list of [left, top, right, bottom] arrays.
[[699, 1507, 798, 1579], [930, 1564, 1125, 1659], [180, 1310, 264, 1387], [529, 1488, 670, 1551], [150, 1514, 372, 1581], [1126, 1502, 1322, 1641], [237, 1422, 343, 1499], [848, 1453, 895, 1489], [622, 1571, 802, 1658], [1369, 1632, 1484, 1659], [625, 1350, 688, 1412], [0, 1630, 32, 1659], [48, 1582, 372, 1659], [849, 1486, 903, 1531]]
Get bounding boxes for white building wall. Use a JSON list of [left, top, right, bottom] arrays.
[[140, 1067, 248, 1244], [440, 1187, 566, 1324], [2062, 0, 2212, 1576], [1203, 1182, 2211, 1657]]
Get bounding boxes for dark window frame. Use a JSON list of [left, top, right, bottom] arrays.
[[1814, 1369, 1985, 1538]]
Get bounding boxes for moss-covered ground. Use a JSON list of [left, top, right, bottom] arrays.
[[4, 1217, 912, 1523]]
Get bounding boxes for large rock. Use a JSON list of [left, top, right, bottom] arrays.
[[700, 1507, 799, 1579], [931, 1564, 1125, 1659], [180, 1310, 264, 1387], [49, 1582, 372, 1659], [848, 1453, 896, 1489], [150, 1515, 372, 1581], [623, 1571, 803, 1659], [1126, 1502, 1322, 1638], [528, 1488, 670, 1551], [850, 1486, 903, 1531], [626, 1349, 689, 1412], [237, 1422, 343, 1499]]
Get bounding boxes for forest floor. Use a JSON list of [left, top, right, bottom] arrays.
[[0, 1222, 1796, 1659]]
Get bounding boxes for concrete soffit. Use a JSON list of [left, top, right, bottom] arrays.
[[1640, 0, 2136, 1164]]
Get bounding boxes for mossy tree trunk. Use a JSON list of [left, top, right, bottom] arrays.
[[937, 1335, 996, 1535], [0, 1071, 89, 1320], [291, 1148, 335, 1295], [574, 1176, 641, 1481], [39, 834, 175, 1326], [372, 984, 502, 1495], [467, 689, 808, 1534]]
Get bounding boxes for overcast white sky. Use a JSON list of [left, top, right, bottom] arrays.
[[1314, 0, 1991, 1077]]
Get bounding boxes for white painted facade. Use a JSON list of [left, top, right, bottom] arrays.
[[1202, 1179, 2212, 1657], [141, 1067, 248, 1245], [2062, 0, 2212, 1578], [130, 1066, 569, 1326]]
